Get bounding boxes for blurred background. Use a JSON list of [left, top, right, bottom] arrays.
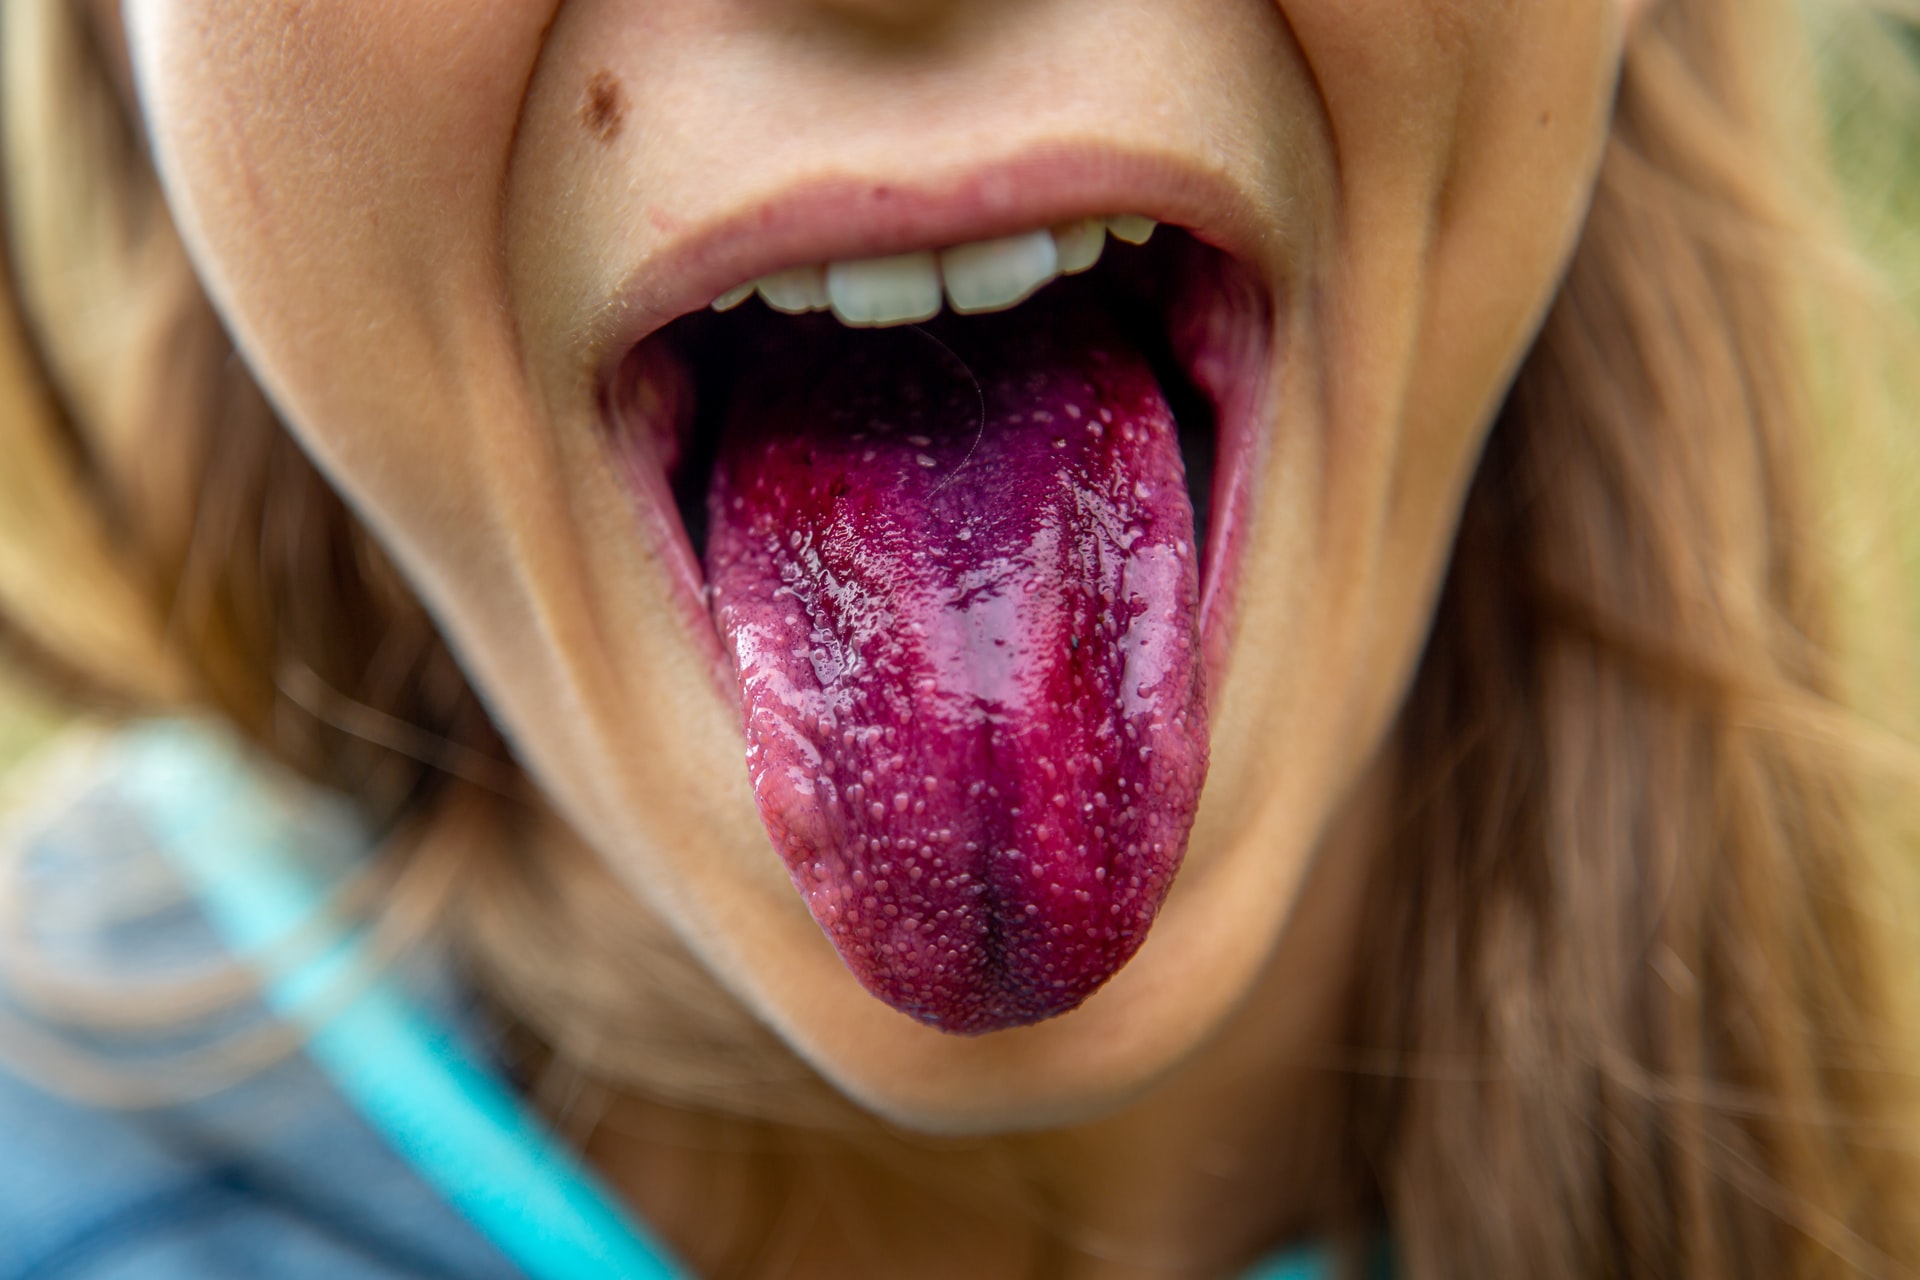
[[0, 670, 56, 778]]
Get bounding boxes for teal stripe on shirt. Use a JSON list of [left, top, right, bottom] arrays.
[[120, 722, 684, 1280]]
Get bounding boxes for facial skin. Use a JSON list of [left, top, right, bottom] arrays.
[[122, 0, 1628, 1141]]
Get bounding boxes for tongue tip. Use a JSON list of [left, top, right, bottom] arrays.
[[782, 795, 1200, 1036], [827, 887, 1176, 1037], [895, 982, 1113, 1037]]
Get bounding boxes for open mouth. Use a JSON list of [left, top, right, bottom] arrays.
[[603, 218, 1272, 1035]]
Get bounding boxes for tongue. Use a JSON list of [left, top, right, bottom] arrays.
[[705, 290, 1207, 1034]]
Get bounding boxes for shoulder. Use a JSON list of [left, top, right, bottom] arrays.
[[0, 724, 522, 1280]]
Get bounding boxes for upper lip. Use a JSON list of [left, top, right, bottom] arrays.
[[585, 141, 1280, 383]]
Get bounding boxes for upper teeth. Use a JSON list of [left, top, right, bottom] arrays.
[[828, 251, 942, 326], [710, 215, 1156, 327], [754, 265, 829, 314], [939, 230, 1058, 315]]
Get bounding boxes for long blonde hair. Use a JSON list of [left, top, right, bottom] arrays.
[[5, 0, 1920, 1275]]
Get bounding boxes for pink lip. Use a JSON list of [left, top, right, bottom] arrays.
[[585, 143, 1282, 385]]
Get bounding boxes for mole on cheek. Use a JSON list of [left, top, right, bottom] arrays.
[[580, 70, 627, 143]]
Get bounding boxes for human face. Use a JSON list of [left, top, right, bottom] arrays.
[[124, 0, 1627, 1130]]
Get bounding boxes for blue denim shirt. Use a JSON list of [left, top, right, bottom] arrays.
[[0, 727, 527, 1280], [0, 725, 1353, 1280]]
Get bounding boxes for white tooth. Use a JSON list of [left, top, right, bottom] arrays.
[[1052, 219, 1106, 275], [1107, 214, 1158, 245], [826, 251, 943, 327], [710, 281, 754, 311], [939, 230, 1060, 315], [757, 265, 830, 314]]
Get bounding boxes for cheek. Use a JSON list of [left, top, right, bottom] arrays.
[[122, 0, 558, 491], [1296, 0, 1622, 703], [1379, 3, 1624, 677]]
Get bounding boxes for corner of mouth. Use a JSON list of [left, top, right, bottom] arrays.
[[597, 199, 1277, 1035]]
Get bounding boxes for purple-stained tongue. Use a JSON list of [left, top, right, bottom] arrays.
[[705, 292, 1207, 1034]]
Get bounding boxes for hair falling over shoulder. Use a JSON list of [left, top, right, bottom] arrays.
[[1351, 3, 1920, 1274], [4, 0, 1920, 1276]]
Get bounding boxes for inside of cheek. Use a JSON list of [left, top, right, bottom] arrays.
[[603, 229, 1267, 600]]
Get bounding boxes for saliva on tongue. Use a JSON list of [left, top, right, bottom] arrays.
[[705, 286, 1208, 1035]]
